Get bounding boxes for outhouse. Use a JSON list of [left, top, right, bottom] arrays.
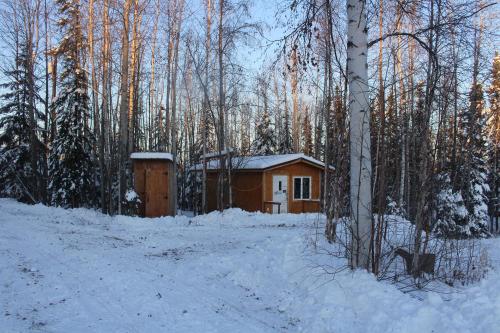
[[130, 152, 175, 217]]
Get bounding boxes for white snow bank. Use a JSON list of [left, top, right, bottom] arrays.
[[130, 152, 173, 160]]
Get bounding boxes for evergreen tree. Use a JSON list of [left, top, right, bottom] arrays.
[[0, 43, 43, 202], [433, 173, 469, 237], [240, 103, 252, 155], [48, 0, 96, 208], [251, 109, 276, 155], [302, 108, 313, 156], [408, 82, 426, 220], [278, 107, 293, 154], [456, 83, 490, 237], [385, 92, 400, 196], [487, 52, 500, 230], [313, 105, 323, 160]]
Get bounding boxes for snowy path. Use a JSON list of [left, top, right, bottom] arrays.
[[0, 200, 313, 332], [1, 199, 499, 333]]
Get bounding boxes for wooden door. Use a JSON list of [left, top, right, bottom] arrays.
[[272, 175, 288, 213], [145, 168, 169, 217]]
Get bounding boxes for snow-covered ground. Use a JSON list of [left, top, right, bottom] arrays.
[[1, 198, 499, 333]]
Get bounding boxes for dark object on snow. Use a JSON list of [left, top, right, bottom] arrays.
[[394, 248, 436, 276]]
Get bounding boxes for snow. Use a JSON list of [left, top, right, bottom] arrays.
[[191, 153, 329, 171], [200, 148, 235, 159], [125, 190, 139, 202], [130, 152, 173, 161], [1, 198, 500, 332]]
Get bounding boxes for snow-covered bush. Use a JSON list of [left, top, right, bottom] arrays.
[[122, 189, 141, 216], [433, 173, 489, 238], [433, 173, 469, 237], [386, 197, 407, 218]]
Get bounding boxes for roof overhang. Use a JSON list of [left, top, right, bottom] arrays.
[[263, 158, 331, 171], [191, 155, 334, 172]]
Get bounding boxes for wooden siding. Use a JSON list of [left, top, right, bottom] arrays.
[[232, 172, 263, 212], [206, 171, 262, 212], [263, 161, 321, 214], [133, 159, 175, 217]]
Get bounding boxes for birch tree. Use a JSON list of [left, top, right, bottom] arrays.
[[347, 0, 372, 269]]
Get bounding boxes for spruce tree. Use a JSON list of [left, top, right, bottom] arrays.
[[48, 0, 96, 208], [0, 43, 43, 202], [433, 173, 469, 237], [385, 92, 400, 197], [457, 83, 490, 237], [487, 52, 500, 230], [278, 108, 293, 154], [251, 109, 276, 156], [302, 109, 313, 156]]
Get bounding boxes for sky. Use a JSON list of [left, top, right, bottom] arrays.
[[0, 0, 499, 95]]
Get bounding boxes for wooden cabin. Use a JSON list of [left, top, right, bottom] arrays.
[[192, 154, 327, 214], [131, 152, 175, 217]]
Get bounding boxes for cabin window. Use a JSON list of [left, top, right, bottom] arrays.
[[293, 177, 311, 200], [294, 178, 301, 199], [302, 178, 310, 199]]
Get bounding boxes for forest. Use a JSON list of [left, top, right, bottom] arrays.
[[0, 0, 499, 277]]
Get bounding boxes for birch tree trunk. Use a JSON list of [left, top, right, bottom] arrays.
[[347, 0, 372, 270]]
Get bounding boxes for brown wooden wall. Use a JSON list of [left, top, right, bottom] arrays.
[[263, 161, 322, 214], [133, 159, 175, 217], [206, 171, 263, 212], [206, 172, 219, 212]]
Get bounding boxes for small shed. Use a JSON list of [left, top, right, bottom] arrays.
[[191, 153, 328, 214], [130, 152, 175, 217]]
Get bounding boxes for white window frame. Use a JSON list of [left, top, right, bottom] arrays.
[[293, 176, 312, 200]]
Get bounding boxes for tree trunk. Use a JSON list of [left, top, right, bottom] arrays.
[[291, 48, 299, 152], [373, 0, 386, 275], [347, 0, 372, 270], [128, 0, 140, 155], [202, 0, 212, 214], [118, 0, 132, 214], [100, 0, 111, 213], [170, 0, 185, 216], [413, 0, 439, 277], [217, 0, 225, 211], [42, 0, 50, 204]]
